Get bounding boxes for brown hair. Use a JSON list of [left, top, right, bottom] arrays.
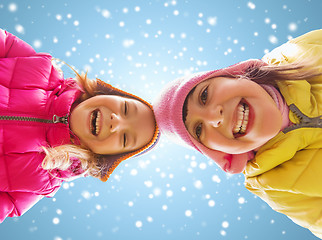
[[238, 59, 321, 87]]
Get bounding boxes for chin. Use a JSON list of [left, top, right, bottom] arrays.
[[223, 152, 251, 174]]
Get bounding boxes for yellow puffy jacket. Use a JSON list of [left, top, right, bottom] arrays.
[[244, 29, 322, 239]]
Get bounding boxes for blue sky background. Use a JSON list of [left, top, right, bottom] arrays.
[[0, 0, 321, 240]]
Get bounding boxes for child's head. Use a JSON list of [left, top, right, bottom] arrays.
[[154, 59, 282, 174], [44, 75, 160, 182], [78, 79, 160, 181]]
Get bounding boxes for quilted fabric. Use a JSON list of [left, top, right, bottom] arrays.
[[0, 29, 82, 221]]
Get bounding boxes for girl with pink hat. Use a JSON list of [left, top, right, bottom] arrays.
[[154, 29, 322, 238], [0, 29, 160, 222]]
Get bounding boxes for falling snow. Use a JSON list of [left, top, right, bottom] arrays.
[[14, 24, 24, 34], [8, 3, 17, 12], [247, 2, 256, 10], [0, 1, 320, 240]]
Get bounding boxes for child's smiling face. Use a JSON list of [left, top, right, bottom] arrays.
[[70, 95, 155, 155], [184, 77, 282, 154]]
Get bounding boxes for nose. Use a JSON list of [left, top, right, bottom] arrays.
[[110, 113, 123, 133], [110, 113, 135, 133], [206, 105, 223, 128]]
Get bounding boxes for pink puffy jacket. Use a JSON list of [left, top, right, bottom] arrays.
[[0, 29, 83, 222]]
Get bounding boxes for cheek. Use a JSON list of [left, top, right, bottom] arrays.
[[203, 127, 249, 154], [203, 129, 225, 150], [249, 100, 281, 142], [93, 135, 121, 155], [261, 106, 282, 134], [87, 140, 105, 155]]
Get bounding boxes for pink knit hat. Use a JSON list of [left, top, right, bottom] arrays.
[[154, 59, 265, 174]]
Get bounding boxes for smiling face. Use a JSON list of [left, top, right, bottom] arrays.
[[185, 76, 282, 155], [70, 95, 155, 155]]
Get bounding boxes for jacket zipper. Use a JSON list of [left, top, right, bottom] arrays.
[[282, 104, 322, 133], [0, 114, 69, 125]]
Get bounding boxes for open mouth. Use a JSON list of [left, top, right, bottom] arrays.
[[233, 100, 249, 137], [90, 109, 101, 136]]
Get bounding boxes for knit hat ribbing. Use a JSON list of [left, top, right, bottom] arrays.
[[153, 59, 265, 174]]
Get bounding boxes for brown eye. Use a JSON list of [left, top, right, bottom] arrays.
[[200, 86, 208, 104], [195, 123, 202, 139]]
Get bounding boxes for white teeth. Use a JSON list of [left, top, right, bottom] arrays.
[[95, 111, 101, 135], [233, 103, 249, 134], [90, 113, 94, 133], [90, 110, 101, 136]]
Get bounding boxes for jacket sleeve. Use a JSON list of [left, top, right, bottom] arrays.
[[0, 28, 36, 58], [0, 191, 44, 222]]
